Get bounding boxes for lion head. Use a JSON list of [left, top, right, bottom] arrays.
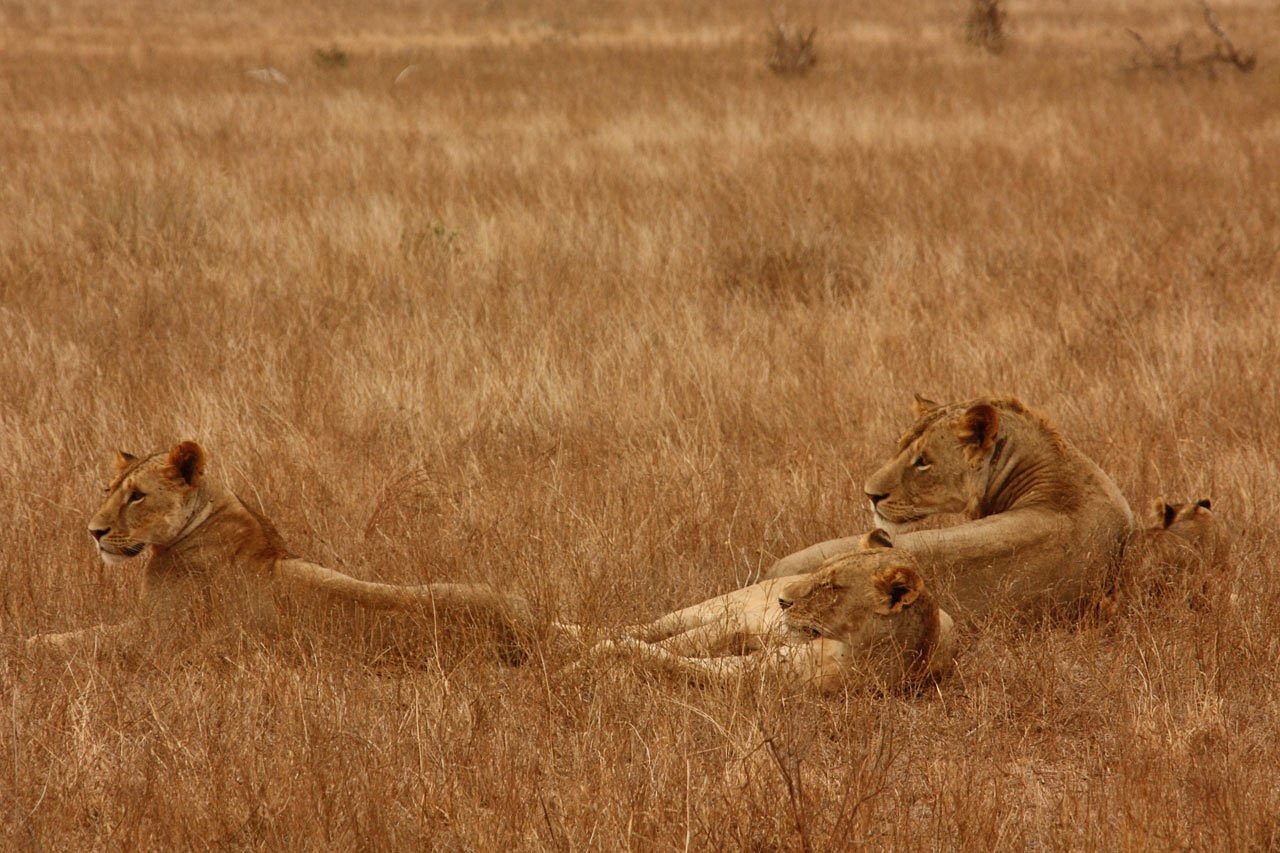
[[1145, 497, 1227, 573], [777, 556, 952, 684], [1151, 497, 1213, 534], [88, 440, 209, 565], [862, 395, 1004, 533]]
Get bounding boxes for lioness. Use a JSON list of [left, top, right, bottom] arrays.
[[1104, 497, 1228, 611], [579, 538, 955, 694], [25, 441, 542, 661], [765, 396, 1134, 621]]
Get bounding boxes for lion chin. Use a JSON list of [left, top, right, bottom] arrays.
[[871, 512, 911, 537], [97, 544, 145, 566]]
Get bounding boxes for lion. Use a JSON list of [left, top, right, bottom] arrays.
[[1102, 497, 1229, 612], [25, 440, 544, 662], [577, 536, 955, 694], [764, 395, 1135, 622]]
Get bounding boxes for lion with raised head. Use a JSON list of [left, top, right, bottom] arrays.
[[1103, 497, 1228, 612], [26, 440, 543, 661], [765, 395, 1135, 622], [579, 535, 955, 694]]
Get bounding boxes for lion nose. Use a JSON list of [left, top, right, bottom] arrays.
[[778, 597, 793, 610], [866, 492, 889, 506], [89, 526, 109, 542]]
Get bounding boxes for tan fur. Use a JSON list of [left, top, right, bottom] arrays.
[[577, 548, 955, 695], [765, 396, 1134, 622], [26, 441, 542, 662], [1102, 498, 1229, 612]]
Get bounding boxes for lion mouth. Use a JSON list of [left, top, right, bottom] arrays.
[[783, 617, 823, 640], [99, 542, 146, 560]]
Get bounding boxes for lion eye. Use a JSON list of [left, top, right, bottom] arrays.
[[912, 455, 931, 470], [128, 490, 145, 503]]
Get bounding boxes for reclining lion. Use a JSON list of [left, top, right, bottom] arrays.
[[1102, 497, 1229, 612], [766, 396, 1134, 622], [577, 534, 955, 694], [25, 441, 543, 661]]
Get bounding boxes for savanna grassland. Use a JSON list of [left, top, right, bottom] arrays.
[[2, 0, 1279, 847]]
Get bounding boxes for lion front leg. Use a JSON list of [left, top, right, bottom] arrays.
[[619, 605, 728, 644], [620, 581, 778, 646], [584, 636, 761, 688], [587, 637, 848, 694], [764, 535, 866, 579]]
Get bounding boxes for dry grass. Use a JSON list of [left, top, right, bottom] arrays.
[[3, 0, 1280, 847]]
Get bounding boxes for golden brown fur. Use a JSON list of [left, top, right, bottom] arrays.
[[26, 441, 542, 662], [578, 544, 955, 695], [765, 395, 1135, 622], [1102, 498, 1229, 613]]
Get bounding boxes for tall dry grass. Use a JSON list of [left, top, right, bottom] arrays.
[[2, 0, 1279, 847]]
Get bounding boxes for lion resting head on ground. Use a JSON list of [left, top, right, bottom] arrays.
[[1103, 497, 1229, 613], [1147, 498, 1225, 565], [777, 554, 955, 691], [579, 539, 954, 695]]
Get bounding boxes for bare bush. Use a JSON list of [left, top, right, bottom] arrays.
[[313, 43, 349, 70], [1127, 1, 1255, 75], [966, 0, 1007, 54], [766, 22, 817, 75]]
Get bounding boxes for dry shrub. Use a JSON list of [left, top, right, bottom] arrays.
[[965, 0, 1007, 54], [313, 44, 350, 70], [1126, 1, 1255, 76], [766, 22, 817, 75]]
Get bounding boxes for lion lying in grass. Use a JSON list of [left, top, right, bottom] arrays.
[[576, 534, 955, 695], [766, 395, 1135, 622], [25, 441, 542, 662], [1102, 497, 1229, 613]]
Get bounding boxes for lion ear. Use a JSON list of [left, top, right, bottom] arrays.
[[113, 450, 138, 471], [1195, 498, 1212, 511], [1151, 499, 1176, 529], [165, 440, 206, 486], [953, 404, 999, 460], [872, 565, 923, 615], [912, 394, 940, 419], [860, 528, 893, 550]]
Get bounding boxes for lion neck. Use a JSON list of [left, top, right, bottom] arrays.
[[970, 410, 1080, 518], [148, 480, 287, 573]]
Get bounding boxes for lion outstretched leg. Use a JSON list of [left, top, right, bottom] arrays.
[[617, 580, 783, 645], [620, 603, 732, 644], [651, 618, 764, 657], [765, 535, 866, 579], [586, 636, 838, 692]]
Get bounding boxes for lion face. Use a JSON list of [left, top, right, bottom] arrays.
[[862, 397, 1000, 533], [88, 441, 206, 565], [777, 559, 934, 661]]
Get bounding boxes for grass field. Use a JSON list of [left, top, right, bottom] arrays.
[[3, 0, 1279, 847]]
